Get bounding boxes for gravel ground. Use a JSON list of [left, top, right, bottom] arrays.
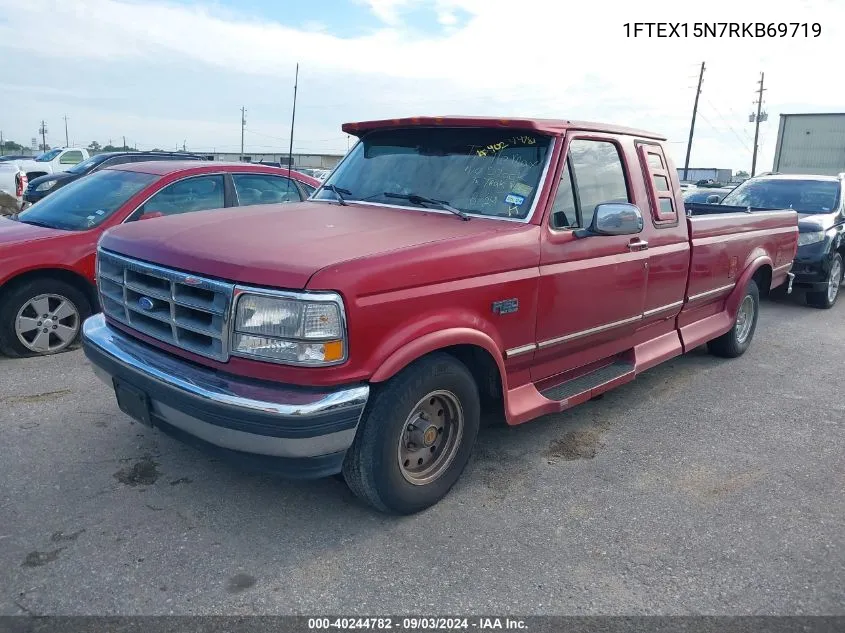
[[0, 294, 843, 616]]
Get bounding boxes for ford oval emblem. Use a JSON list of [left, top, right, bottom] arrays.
[[138, 296, 155, 311], [182, 276, 202, 286]]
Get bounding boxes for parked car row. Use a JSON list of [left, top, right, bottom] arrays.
[[0, 161, 319, 356], [22, 150, 207, 206]]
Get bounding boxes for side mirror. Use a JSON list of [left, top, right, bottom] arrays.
[[575, 203, 643, 238], [138, 210, 164, 221], [706, 194, 721, 204]]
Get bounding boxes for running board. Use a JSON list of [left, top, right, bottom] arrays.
[[540, 360, 636, 402]]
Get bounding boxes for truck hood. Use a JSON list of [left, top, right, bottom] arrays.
[[0, 216, 69, 245], [99, 201, 510, 289]]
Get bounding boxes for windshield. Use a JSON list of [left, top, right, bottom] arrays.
[[720, 178, 841, 213], [67, 154, 109, 174], [314, 127, 552, 219], [16, 169, 157, 231], [35, 149, 62, 162]]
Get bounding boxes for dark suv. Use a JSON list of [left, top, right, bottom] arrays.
[[23, 151, 206, 205], [718, 173, 845, 309]]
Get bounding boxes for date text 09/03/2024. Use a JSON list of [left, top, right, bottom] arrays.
[[623, 22, 821, 37], [307, 618, 527, 630]]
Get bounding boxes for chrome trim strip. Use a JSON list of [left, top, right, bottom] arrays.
[[773, 262, 793, 273], [504, 343, 537, 359], [643, 300, 684, 318], [537, 314, 643, 349], [83, 315, 369, 457], [687, 282, 736, 303]]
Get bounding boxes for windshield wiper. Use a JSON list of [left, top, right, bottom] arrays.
[[383, 192, 469, 220], [322, 184, 350, 206]]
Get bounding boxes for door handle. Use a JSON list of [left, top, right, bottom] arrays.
[[627, 238, 649, 252]]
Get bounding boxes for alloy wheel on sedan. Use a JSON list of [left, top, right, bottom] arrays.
[[828, 256, 842, 304], [15, 294, 81, 354]]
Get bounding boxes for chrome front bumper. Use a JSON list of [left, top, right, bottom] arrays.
[[82, 314, 369, 477]]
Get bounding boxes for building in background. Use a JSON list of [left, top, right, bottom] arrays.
[[208, 152, 343, 169], [772, 113, 845, 175], [676, 168, 732, 184]]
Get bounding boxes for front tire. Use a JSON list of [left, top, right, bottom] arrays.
[[707, 280, 760, 358], [342, 353, 480, 515], [0, 278, 91, 357], [806, 253, 842, 309]]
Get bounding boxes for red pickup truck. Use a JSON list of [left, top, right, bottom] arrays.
[[82, 117, 798, 514]]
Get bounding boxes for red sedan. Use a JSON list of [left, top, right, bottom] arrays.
[[0, 161, 320, 357]]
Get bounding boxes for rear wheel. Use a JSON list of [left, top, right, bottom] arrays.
[[342, 353, 480, 515], [806, 253, 842, 309], [0, 278, 91, 357], [707, 280, 759, 358]]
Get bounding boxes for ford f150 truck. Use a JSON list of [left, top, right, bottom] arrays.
[[82, 116, 799, 514]]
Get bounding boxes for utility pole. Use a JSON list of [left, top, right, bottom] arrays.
[[182, 139, 186, 152], [63, 115, 69, 147], [123, 135, 127, 150], [750, 72, 767, 177], [240, 106, 246, 161], [0, 130, 4, 156], [288, 63, 299, 176], [683, 62, 705, 182], [39, 120, 48, 151]]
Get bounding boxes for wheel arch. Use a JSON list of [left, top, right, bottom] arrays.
[[726, 256, 771, 315], [0, 267, 99, 312], [370, 328, 506, 408]]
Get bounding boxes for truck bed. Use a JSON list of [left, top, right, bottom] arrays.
[[684, 202, 787, 216]]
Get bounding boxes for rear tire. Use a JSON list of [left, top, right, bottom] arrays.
[[806, 253, 842, 309], [707, 280, 759, 359], [0, 278, 91, 357], [342, 353, 480, 515]]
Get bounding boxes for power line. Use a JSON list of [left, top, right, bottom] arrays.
[[702, 98, 752, 153]]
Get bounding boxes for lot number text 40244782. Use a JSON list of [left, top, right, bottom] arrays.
[[623, 22, 821, 38]]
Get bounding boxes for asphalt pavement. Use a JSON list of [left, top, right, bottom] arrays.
[[1, 293, 843, 615]]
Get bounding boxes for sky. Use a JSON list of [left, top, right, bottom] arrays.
[[0, 0, 843, 174]]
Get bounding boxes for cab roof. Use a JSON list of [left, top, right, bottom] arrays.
[[342, 116, 666, 141]]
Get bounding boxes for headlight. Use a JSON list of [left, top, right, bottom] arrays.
[[798, 231, 825, 246], [35, 180, 57, 192], [231, 290, 346, 365]]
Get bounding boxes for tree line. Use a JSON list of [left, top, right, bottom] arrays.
[[2, 140, 167, 153]]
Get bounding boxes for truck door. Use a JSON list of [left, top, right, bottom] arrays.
[[532, 135, 649, 382], [634, 141, 690, 328]]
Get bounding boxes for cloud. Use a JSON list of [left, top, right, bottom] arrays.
[[0, 0, 843, 172]]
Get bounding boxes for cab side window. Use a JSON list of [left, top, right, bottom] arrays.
[[550, 139, 630, 230], [60, 150, 84, 165]]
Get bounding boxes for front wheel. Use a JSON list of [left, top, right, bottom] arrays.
[[0, 278, 91, 357], [806, 253, 842, 309], [342, 353, 481, 515], [707, 280, 760, 358]]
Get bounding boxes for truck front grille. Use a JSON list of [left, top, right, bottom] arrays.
[[97, 249, 234, 361]]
